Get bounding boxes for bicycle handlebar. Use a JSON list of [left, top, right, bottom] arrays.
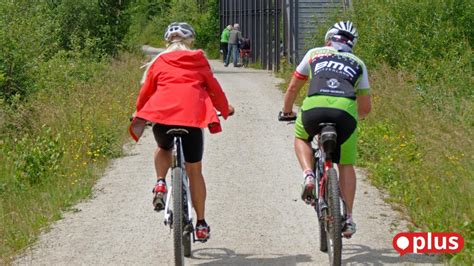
[[278, 111, 297, 122]]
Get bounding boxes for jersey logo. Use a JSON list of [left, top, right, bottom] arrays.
[[314, 60, 357, 78], [327, 78, 340, 89]]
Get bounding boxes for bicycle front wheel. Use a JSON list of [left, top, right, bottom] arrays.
[[327, 168, 342, 265], [183, 183, 192, 257], [315, 159, 328, 252], [243, 56, 249, 67], [172, 167, 185, 266]]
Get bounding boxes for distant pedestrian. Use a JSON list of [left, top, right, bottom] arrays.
[[220, 25, 232, 63], [225, 23, 242, 67]]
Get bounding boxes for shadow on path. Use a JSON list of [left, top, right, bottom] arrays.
[[343, 244, 439, 265], [190, 248, 313, 266]]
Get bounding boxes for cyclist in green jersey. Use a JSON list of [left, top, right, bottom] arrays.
[[280, 21, 371, 237]]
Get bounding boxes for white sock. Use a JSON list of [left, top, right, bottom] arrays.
[[346, 213, 353, 223], [303, 169, 314, 178]]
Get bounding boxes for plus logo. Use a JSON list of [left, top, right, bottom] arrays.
[[393, 232, 464, 256]]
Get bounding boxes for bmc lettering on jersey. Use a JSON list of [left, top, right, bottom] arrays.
[[315, 60, 356, 78]]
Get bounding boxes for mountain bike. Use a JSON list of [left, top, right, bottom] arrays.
[[313, 123, 347, 266], [278, 113, 346, 266], [162, 128, 206, 266]]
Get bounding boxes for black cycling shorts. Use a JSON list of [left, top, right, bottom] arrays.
[[300, 107, 357, 164], [152, 124, 204, 163]]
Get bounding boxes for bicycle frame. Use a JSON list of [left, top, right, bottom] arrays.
[[318, 159, 334, 203], [163, 137, 194, 231]]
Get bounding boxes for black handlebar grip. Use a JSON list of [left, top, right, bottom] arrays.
[[278, 111, 297, 122]]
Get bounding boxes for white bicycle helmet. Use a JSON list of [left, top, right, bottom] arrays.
[[324, 21, 358, 48], [164, 22, 196, 42]]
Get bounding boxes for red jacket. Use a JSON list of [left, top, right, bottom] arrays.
[[135, 50, 229, 133]]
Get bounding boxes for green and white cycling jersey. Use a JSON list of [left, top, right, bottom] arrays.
[[293, 46, 370, 164], [294, 46, 370, 119]]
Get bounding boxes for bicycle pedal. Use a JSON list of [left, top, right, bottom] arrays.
[[153, 193, 165, 212]]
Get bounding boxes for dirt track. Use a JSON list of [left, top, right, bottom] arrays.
[[15, 60, 440, 265]]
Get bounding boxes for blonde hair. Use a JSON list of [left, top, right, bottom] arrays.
[[140, 37, 195, 85], [164, 37, 194, 52]]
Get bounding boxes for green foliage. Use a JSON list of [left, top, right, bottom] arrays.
[[353, 0, 474, 264], [125, 0, 220, 56], [47, 0, 131, 56], [0, 2, 55, 101], [125, 0, 172, 47], [0, 53, 142, 262], [0, 0, 222, 262], [352, 0, 473, 125], [354, 0, 473, 68], [194, 0, 220, 58], [0, 1, 131, 103], [13, 126, 64, 186]]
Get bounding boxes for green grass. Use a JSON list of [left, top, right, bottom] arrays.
[[357, 66, 473, 264], [0, 52, 143, 263]]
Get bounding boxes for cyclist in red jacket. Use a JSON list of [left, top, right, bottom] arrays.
[[133, 22, 234, 241]]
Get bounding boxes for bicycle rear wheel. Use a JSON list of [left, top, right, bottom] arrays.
[[172, 167, 185, 266], [326, 168, 342, 265]]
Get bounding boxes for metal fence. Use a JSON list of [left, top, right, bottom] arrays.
[[219, 0, 350, 71], [219, 0, 282, 70]]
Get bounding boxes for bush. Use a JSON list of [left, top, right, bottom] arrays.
[[125, 0, 221, 57], [0, 1, 132, 103], [13, 126, 64, 186], [0, 2, 56, 101], [347, 1, 473, 262]]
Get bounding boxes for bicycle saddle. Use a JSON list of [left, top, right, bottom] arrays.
[[319, 123, 337, 156], [166, 128, 189, 136]]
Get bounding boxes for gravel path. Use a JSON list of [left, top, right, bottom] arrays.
[[15, 61, 439, 265]]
